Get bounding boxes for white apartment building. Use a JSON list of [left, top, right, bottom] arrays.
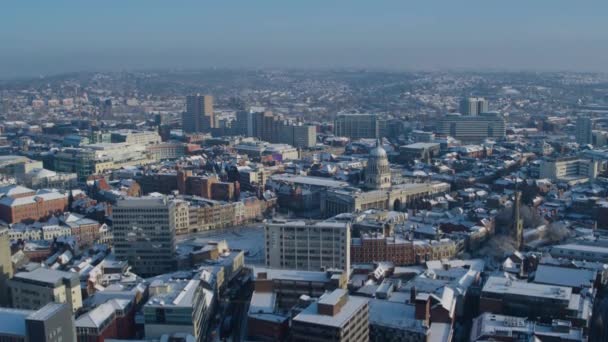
[[265, 220, 350, 274]]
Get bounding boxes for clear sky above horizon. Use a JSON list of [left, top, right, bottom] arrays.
[[1, 1, 607, 78]]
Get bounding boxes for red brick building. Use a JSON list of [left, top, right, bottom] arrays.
[[177, 170, 239, 201], [211, 182, 235, 201], [0, 186, 68, 223], [351, 235, 416, 265], [351, 235, 457, 265], [61, 213, 100, 247]]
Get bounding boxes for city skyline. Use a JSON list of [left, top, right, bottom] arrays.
[[1, 3, 608, 341], [1, 1, 608, 78]]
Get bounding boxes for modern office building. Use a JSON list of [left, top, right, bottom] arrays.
[[539, 156, 599, 183], [291, 289, 369, 342], [479, 276, 592, 327], [265, 220, 351, 273], [459, 97, 488, 116], [0, 303, 76, 342], [334, 113, 379, 140], [438, 112, 506, 143], [143, 278, 213, 341], [0, 228, 13, 307], [592, 130, 608, 147], [8, 268, 82, 312], [235, 110, 253, 136], [102, 98, 112, 118], [255, 111, 283, 143], [112, 197, 177, 277], [234, 108, 316, 147], [146, 142, 187, 160], [470, 312, 584, 342], [110, 129, 162, 145], [550, 243, 608, 262], [284, 123, 317, 148], [575, 116, 593, 145], [235, 109, 277, 140], [368, 299, 427, 342], [26, 303, 76, 342], [53, 143, 155, 181], [183, 94, 214, 133], [251, 267, 347, 310], [247, 269, 348, 341]]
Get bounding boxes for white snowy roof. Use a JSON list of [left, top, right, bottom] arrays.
[[0, 185, 34, 198], [368, 299, 424, 332], [75, 299, 130, 328], [0, 190, 66, 207], [482, 276, 572, 301], [533, 265, 596, 289], [248, 291, 276, 314], [293, 292, 368, 328]]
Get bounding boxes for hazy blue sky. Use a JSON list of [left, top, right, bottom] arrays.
[[1, 1, 607, 78]]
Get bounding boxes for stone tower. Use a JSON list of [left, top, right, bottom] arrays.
[[365, 139, 391, 190]]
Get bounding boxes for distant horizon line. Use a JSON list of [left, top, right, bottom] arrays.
[[2, 66, 607, 83]]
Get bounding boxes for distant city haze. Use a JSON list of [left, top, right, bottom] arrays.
[[1, 0, 607, 78]]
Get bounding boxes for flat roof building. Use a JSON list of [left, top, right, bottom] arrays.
[[143, 278, 213, 341], [0, 303, 76, 342], [480, 276, 592, 327], [9, 268, 82, 313], [26, 303, 76, 342], [470, 312, 584, 342], [438, 112, 505, 143], [550, 243, 608, 263], [292, 289, 369, 342], [539, 156, 599, 183], [368, 299, 427, 342], [334, 113, 379, 140], [252, 266, 347, 310], [265, 220, 351, 274]]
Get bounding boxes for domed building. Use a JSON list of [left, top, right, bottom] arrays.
[[365, 139, 391, 190]]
